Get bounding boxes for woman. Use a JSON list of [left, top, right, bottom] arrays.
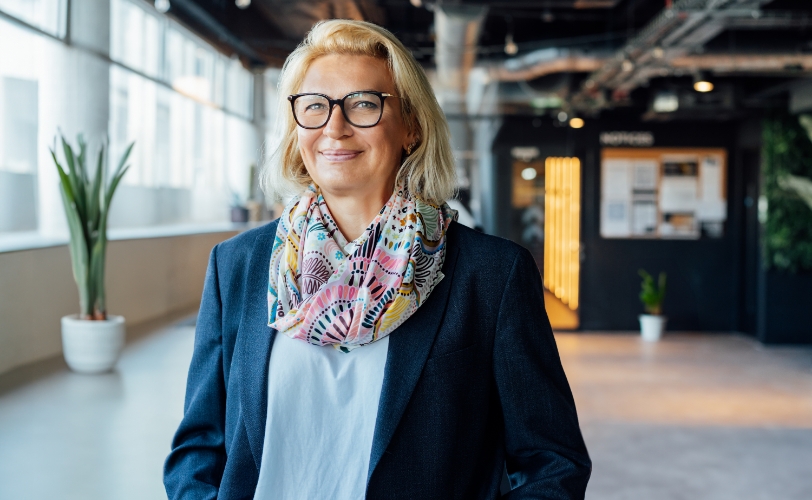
[[165, 19, 590, 499]]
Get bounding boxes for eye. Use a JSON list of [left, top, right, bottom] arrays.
[[349, 99, 379, 110], [304, 102, 326, 112]]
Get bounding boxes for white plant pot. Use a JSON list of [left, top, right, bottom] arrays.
[[639, 314, 666, 342], [61, 314, 125, 374]]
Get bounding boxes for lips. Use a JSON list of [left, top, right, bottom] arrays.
[[321, 149, 362, 162]]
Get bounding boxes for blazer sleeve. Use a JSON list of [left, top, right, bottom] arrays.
[[493, 247, 592, 499], [164, 245, 228, 499]]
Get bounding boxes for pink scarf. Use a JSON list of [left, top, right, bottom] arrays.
[[268, 185, 456, 351]]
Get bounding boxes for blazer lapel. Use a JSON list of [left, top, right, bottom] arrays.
[[367, 227, 461, 483], [237, 230, 277, 470]]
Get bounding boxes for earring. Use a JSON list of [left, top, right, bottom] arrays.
[[406, 142, 417, 155]]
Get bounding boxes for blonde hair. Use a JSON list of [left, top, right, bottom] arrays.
[[261, 19, 456, 205]]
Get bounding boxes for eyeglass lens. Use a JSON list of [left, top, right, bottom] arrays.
[[293, 92, 383, 128]]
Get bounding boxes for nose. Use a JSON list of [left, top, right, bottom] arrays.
[[323, 103, 352, 139]]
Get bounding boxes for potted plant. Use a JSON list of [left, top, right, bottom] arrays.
[[229, 190, 249, 223], [638, 269, 667, 342], [51, 135, 132, 373]]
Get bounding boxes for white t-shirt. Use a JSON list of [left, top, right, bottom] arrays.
[[253, 332, 390, 500]]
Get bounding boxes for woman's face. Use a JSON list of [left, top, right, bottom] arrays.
[[296, 54, 414, 199]]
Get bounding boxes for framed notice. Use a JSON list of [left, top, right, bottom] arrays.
[[600, 148, 727, 239]]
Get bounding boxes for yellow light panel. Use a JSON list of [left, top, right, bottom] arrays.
[[544, 157, 581, 311]]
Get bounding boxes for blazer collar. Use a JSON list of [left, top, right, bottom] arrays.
[[237, 222, 461, 475], [367, 223, 460, 483], [237, 228, 277, 470]]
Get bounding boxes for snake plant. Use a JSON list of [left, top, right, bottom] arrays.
[[50, 135, 133, 320]]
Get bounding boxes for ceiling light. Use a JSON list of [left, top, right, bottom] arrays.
[[652, 46, 664, 59], [504, 34, 518, 56], [154, 0, 170, 13], [693, 72, 714, 92], [235, 0, 250, 9], [621, 59, 634, 72], [653, 91, 679, 113], [569, 117, 585, 129], [694, 80, 714, 92], [521, 167, 538, 181], [410, 0, 422, 6]]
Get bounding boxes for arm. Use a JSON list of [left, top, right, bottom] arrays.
[[494, 248, 591, 499], [164, 245, 228, 499]]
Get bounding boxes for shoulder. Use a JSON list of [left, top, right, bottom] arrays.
[[216, 220, 278, 256], [212, 219, 279, 272], [448, 221, 531, 274]]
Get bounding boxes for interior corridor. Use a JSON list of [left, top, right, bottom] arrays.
[[1, 318, 810, 500]]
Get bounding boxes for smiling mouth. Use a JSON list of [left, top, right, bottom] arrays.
[[321, 150, 362, 162]]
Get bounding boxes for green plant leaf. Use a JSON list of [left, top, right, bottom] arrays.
[[639, 268, 666, 315], [60, 136, 86, 217], [89, 233, 107, 319], [87, 147, 104, 234], [58, 188, 91, 317], [52, 135, 131, 318], [51, 150, 76, 204]]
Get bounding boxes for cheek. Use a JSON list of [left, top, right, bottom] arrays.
[[371, 128, 404, 157], [297, 132, 316, 162]]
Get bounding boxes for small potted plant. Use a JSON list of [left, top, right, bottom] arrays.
[[229, 190, 249, 223], [638, 269, 667, 342], [51, 135, 132, 373]]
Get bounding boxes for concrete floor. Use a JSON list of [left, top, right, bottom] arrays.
[[0, 323, 811, 499]]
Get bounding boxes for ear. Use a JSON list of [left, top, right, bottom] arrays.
[[402, 128, 420, 151]]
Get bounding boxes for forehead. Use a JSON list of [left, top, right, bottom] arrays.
[[299, 54, 396, 97]]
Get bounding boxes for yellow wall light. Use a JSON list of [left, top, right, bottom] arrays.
[[694, 80, 714, 92], [544, 157, 581, 311]]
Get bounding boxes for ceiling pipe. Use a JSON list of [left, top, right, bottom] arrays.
[[434, 4, 487, 108], [433, 5, 487, 193], [489, 48, 609, 82], [570, 0, 778, 110], [671, 54, 812, 72]]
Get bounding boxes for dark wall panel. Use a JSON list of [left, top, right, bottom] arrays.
[[493, 116, 749, 332]]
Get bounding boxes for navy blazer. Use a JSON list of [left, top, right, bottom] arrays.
[[164, 219, 591, 499]]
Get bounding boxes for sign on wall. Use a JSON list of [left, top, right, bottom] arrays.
[[600, 148, 727, 239]]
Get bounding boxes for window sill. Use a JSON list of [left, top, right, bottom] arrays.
[[0, 221, 268, 254]]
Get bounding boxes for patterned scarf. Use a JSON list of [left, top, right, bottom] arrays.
[[268, 185, 457, 352]]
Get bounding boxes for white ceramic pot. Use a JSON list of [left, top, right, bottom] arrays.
[[61, 314, 125, 374], [639, 314, 666, 342]]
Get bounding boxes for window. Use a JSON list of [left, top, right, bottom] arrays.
[[0, 17, 44, 233], [0, 0, 67, 38], [107, 0, 258, 228], [0, 0, 264, 245]]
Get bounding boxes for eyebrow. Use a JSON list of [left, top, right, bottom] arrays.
[[299, 89, 382, 98]]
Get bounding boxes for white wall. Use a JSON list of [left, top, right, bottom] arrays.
[[0, 231, 237, 376]]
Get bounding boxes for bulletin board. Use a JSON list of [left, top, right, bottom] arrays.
[[600, 148, 727, 239]]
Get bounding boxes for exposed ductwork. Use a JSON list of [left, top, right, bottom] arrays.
[[569, 0, 801, 111], [433, 5, 487, 192], [434, 5, 487, 109], [671, 54, 812, 73], [489, 48, 609, 83]]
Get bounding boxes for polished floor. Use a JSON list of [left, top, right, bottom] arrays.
[[0, 322, 811, 499]]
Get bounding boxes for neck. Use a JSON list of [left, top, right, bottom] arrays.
[[320, 184, 395, 241]]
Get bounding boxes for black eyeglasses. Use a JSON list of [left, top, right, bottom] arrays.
[[287, 91, 397, 129]]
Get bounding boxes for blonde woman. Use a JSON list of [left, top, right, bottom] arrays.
[[165, 20, 590, 499]]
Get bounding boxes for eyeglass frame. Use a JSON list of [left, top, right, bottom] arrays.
[[287, 90, 398, 129]]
